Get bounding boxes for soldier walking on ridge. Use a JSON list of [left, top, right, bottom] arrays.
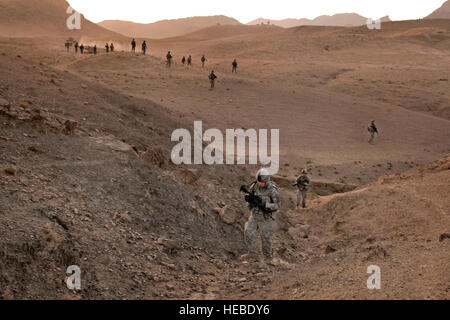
[[142, 41, 147, 55], [201, 55, 206, 68], [209, 70, 217, 89], [368, 120, 378, 144], [293, 169, 310, 208], [166, 51, 173, 67], [232, 59, 238, 73]]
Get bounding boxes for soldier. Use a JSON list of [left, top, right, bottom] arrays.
[[131, 39, 136, 53], [181, 56, 186, 65], [105, 43, 109, 53], [209, 70, 217, 89], [93, 45, 97, 55], [166, 51, 173, 67], [110, 43, 114, 52], [80, 44, 84, 54], [368, 120, 378, 144], [187, 55, 192, 66], [201, 55, 206, 67], [232, 59, 238, 73], [142, 41, 147, 55], [65, 41, 70, 52], [294, 169, 310, 208], [74, 42, 79, 53], [242, 168, 281, 263]]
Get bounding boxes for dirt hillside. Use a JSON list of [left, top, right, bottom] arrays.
[[99, 16, 242, 39], [426, 0, 450, 20], [0, 0, 124, 39]]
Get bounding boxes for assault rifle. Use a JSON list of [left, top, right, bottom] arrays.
[[239, 185, 274, 220]]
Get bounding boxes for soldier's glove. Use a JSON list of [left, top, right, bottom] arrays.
[[244, 194, 252, 203]]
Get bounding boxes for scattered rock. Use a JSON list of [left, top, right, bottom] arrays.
[[439, 233, 450, 242], [219, 205, 237, 225], [0, 97, 10, 107], [4, 167, 18, 175], [183, 169, 198, 184], [324, 245, 337, 254], [92, 136, 132, 153], [142, 147, 167, 168], [119, 212, 132, 223], [20, 102, 29, 109], [156, 237, 180, 251], [166, 283, 175, 290], [28, 146, 41, 153], [64, 119, 78, 134], [363, 245, 388, 260], [288, 224, 310, 239]]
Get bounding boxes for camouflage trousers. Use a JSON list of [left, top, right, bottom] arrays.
[[244, 213, 275, 260], [210, 79, 215, 88], [297, 190, 307, 208], [369, 132, 376, 143]]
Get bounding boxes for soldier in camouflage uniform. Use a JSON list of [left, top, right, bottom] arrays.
[[294, 169, 310, 208], [243, 168, 281, 262], [368, 120, 378, 144]]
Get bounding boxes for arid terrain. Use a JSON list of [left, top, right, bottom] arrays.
[[0, 0, 449, 300]]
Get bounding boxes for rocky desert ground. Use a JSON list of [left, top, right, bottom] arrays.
[[0, 0, 449, 300]]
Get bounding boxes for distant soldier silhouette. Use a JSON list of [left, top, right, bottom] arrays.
[[65, 41, 70, 52], [232, 59, 238, 73], [294, 169, 310, 208], [142, 41, 147, 55], [110, 43, 114, 52], [166, 51, 173, 67], [80, 44, 84, 54], [187, 55, 192, 66], [201, 55, 206, 67], [74, 42, 79, 53], [181, 56, 186, 65], [105, 43, 109, 53], [131, 39, 136, 53], [209, 70, 217, 89], [368, 120, 378, 144], [94, 45, 97, 55]]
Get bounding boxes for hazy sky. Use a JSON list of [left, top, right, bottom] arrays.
[[67, 0, 446, 24]]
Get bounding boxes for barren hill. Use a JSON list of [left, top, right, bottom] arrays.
[[247, 13, 387, 28], [98, 16, 242, 39], [426, 0, 450, 19], [0, 0, 124, 39]]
